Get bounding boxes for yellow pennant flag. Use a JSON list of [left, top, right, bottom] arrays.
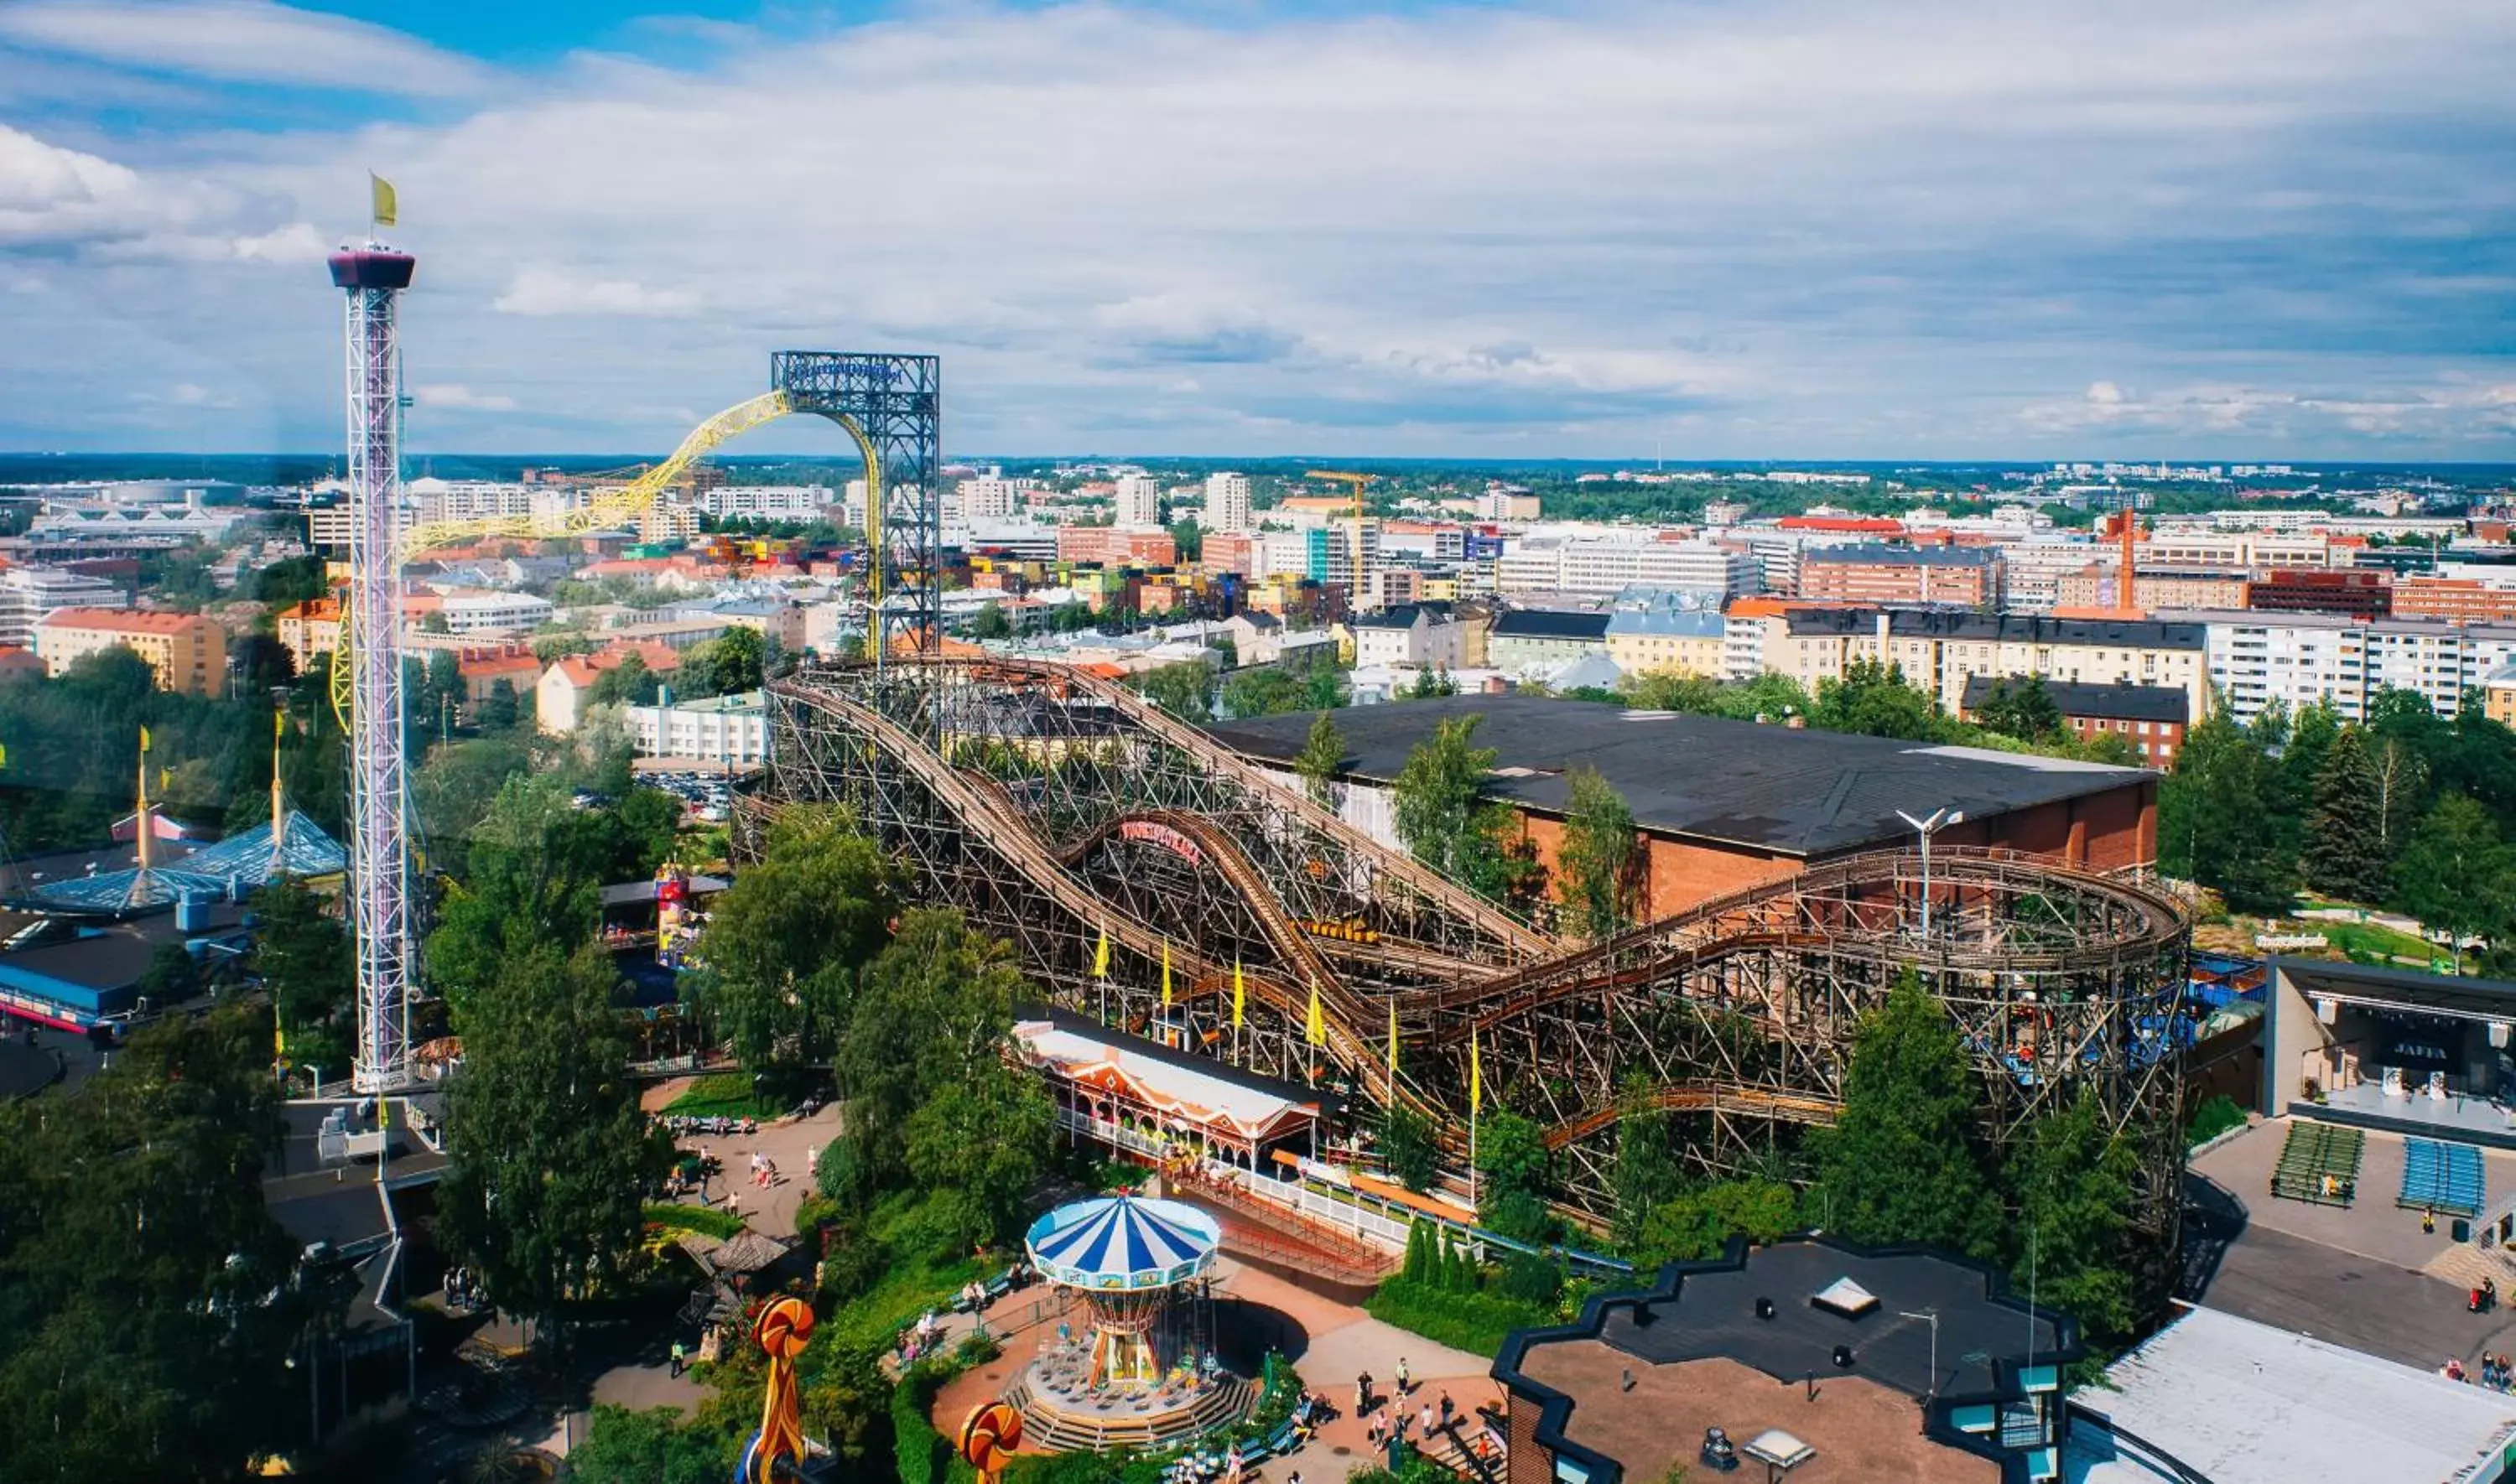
[[138, 725, 151, 753], [1092, 923, 1110, 978], [1305, 983, 1325, 1047], [1160, 942, 1172, 1008], [159, 767, 172, 789], [370, 172, 398, 228], [1387, 999, 1399, 1078], [0, 740, 8, 769], [1469, 1028, 1482, 1114], [1231, 961, 1245, 1029], [275, 708, 287, 740]]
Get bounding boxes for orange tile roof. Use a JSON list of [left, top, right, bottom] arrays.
[[38, 607, 214, 635]]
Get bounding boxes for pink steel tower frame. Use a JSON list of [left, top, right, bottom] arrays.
[[329, 243, 418, 1092]]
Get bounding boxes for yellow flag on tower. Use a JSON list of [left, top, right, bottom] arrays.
[[1161, 942, 1172, 1008], [370, 172, 398, 228], [275, 708, 288, 740], [1092, 923, 1110, 978], [1469, 1028, 1483, 1114], [1306, 983, 1326, 1047], [1231, 961, 1245, 1029], [138, 725, 151, 753]]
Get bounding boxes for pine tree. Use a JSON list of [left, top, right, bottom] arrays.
[[2302, 727, 2389, 903], [1812, 971, 2000, 1258]]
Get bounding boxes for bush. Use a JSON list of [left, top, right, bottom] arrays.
[[643, 1202, 745, 1240], [2186, 1094, 2248, 1149], [1496, 1250, 1564, 1306], [1365, 1274, 1554, 1357], [893, 1359, 972, 1484], [665, 1071, 781, 1119]]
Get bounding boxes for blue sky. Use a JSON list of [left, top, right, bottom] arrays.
[[1, 0, 2512, 459]]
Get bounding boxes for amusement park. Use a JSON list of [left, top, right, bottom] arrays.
[[18, 166, 2516, 1484]]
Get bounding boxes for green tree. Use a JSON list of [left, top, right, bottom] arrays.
[[438, 942, 659, 1327], [1294, 711, 1346, 809], [1168, 518, 1204, 563], [1134, 661, 1214, 724], [252, 553, 329, 607], [2392, 795, 2516, 968], [589, 651, 659, 708], [1301, 659, 1353, 710], [1812, 973, 1998, 1258], [2157, 706, 2296, 913], [2370, 733, 2430, 857], [252, 878, 352, 1070], [1406, 667, 1458, 701], [1973, 676, 2062, 740], [902, 1066, 1057, 1252], [1610, 1094, 1682, 1254], [1221, 665, 1302, 719], [2278, 698, 2342, 817], [1557, 765, 1639, 942], [2302, 727, 2389, 902], [2004, 1090, 2139, 1344], [566, 1406, 737, 1484], [479, 677, 522, 731], [1378, 1102, 1440, 1192], [137, 941, 200, 1006], [425, 774, 613, 1008], [1634, 1180, 1799, 1269], [1392, 715, 1526, 905], [970, 602, 1013, 641], [1474, 1108, 1550, 1241], [689, 806, 895, 1069], [835, 908, 1037, 1207], [1809, 660, 1948, 742], [0, 1007, 310, 1483]]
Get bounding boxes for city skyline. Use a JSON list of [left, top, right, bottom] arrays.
[[2, 0, 2512, 459]]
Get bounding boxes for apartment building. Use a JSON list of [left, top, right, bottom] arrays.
[[1497, 536, 1759, 599], [535, 641, 684, 735], [957, 477, 1018, 523], [1113, 474, 1162, 530], [1999, 539, 2108, 612], [2198, 610, 2516, 723], [2051, 565, 2249, 613], [1057, 527, 1177, 568], [697, 485, 838, 519], [1959, 676, 2190, 768], [273, 598, 341, 673], [1604, 608, 1728, 677], [1202, 472, 1253, 534], [1726, 605, 2211, 720], [1323, 518, 1383, 600], [623, 690, 768, 766], [1350, 603, 1466, 671], [0, 564, 126, 646], [2246, 568, 2392, 620], [35, 608, 226, 694], [2394, 576, 2516, 623], [1487, 609, 1612, 676], [1798, 544, 2002, 607]]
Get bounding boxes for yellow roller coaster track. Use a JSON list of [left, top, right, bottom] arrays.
[[330, 391, 881, 729]]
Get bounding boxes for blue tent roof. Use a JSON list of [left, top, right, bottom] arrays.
[[1024, 1196, 1220, 1291], [19, 811, 345, 917]]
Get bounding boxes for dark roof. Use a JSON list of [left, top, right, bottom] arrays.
[[1491, 609, 1611, 641], [1802, 542, 1997, 568], [0, 1036, 60, 1099], [1352, 601, 1453, 630], [263, 1098, 449, 1251], [1030, 1004, 1345, 1117], [1493, 1235, 2082, 1484], [1206, 694, 2151, 857], [1781, 608, 2207, 650], [2275, 959, 2516, 1023], [1958, 677, 2190, 724]]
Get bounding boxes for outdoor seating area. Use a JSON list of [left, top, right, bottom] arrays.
[[2400, 1138, 2487, 1217], [2272, 1120, 2365, 1206]]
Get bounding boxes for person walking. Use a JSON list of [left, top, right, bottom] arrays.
[[1420, 1404, 1436, 1441], [1356, 1371, 1373, 1416], [1439, 1392, 1454, 1427], [669, 1341, 686, 1378], [1395, 1357, 1411, 1397]]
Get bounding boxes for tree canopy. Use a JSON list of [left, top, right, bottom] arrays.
[[1812, 973, 1998, 1258], [1556, 765, 1640, 942], [689, 805, 896, 1068], [1392, 714, 1531, 906], [1295, 710, 1346, 809], [2302, 725, 2389, 902]]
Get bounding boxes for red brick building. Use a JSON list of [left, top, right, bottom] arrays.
[[1960, 675, 2190, 769], [1058, 527, 1177, 568], [2393, 576, 2516, 623], [2244, 567, 2392, 620]]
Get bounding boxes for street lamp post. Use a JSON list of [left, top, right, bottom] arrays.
[[1898, 1308, 1942, 1402], [1895, 807, 1965, 939]]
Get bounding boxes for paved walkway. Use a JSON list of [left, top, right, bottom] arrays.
[[649, 1092, 846, 1240], [2191, 1118, 2516, 1271]]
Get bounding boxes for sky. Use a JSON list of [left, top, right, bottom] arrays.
[[0, 0, 2512, 461]]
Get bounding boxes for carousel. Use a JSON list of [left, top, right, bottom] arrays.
[[1006, 1196, 1256, 1451]]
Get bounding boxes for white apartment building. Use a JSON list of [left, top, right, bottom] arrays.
[[1725, 607, 2213, 720], [1323, 517, 1383, 597], [697, 485, 837, 519], [1114, 474, 1162, 530], [958, 477, 1018, 523], [1994, 538, 2105, 613], [408, 479, 533, 526], [624, 691, 769, 766], [1203, 472, 1253, 534], [0, 565, 126, 646], [436, 591, 557, 635], [2198, 610, 2516, 723], [1498, 537, 1760, 599], [843, 480, 870, 530], [1349, 603, 1466, 671]]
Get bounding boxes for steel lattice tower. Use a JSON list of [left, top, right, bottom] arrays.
[[329, 243, 418, 1093]]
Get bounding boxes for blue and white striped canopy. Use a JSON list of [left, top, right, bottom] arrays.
[[1024, 1196, 1221, 1292]]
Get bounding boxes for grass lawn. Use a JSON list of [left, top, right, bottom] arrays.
[[643, 1202, 745, 1240], [663, 1071, 785, 1119]]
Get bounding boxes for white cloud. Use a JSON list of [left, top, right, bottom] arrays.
[[492, 267, 699, 319], [0, 123, 142, 241], [0, 1, 489, 96], [413, 383, 518, 412], [3, 0, 2514, 454]]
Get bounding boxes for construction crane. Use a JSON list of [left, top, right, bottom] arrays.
[[1305, 470, 1377, 607]]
